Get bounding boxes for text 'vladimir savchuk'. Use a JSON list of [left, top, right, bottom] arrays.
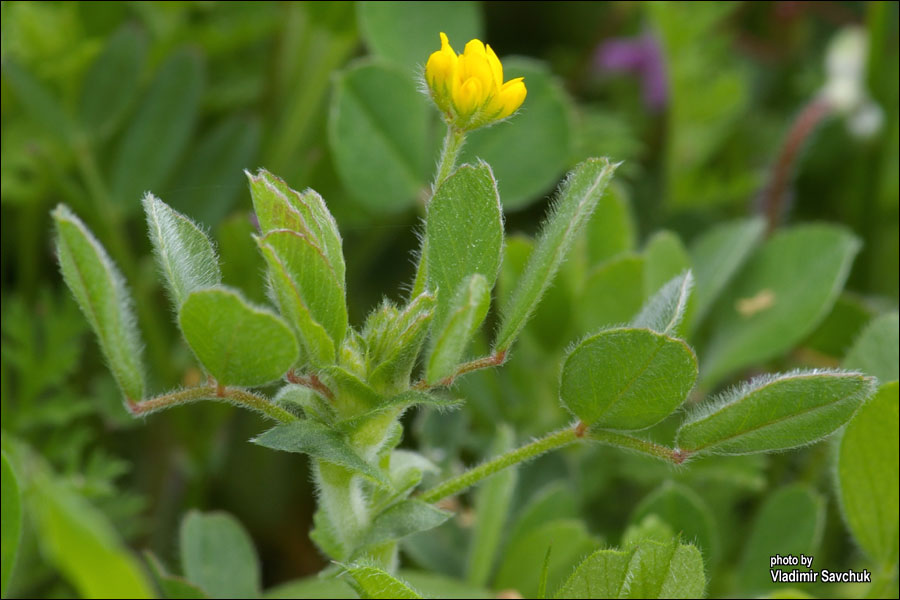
[[770, 554, 872, 583]]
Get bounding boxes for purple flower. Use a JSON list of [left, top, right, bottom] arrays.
[[595, 33, 668, 112]]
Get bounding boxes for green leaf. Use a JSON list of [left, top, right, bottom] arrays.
[[111, 49, 203, 210], [1, 453, 21, 597], [805, 294, 874, 358], [426, 162, 503, 333], [397, 570, 492, 600], [387, 450, 438, 499], [274, 384, 337, 424], [837, 381, 899, 564], [180, 511, 260, 599], [29, 461, 153, 598], [265, 576, 355, 599], [688, 217, 765, 330], [52, 205, 145, 400], [257, 246, 332, 367], [620, 538, 706, 599], [145, 552, 208, 599], [143, 194, 221, 309], [844, 312, 899, 383], [257, 230, 347, 366], [622, 514, 676, 547], [342, 564, 422, 599], [463, 58, 574, 210], [498, 234, 533, 308], [366, 292, 436, 392], [738, 484, 825, 594], [167, 116, 261, 226], [494, 519, 597, 599], [179, 287, 299, 386], [329, 61, 429, 213], [357, 1, 483, 72], [554, 549, 632, 599], [495, 158, 618, 352], [426, 274, 490, 384], [677, 370, 874, 455], [560, 327, 697, 430], [247, 169, 345, 283], [578, 254, 645, 334], [508, 482, 578, 546], [632, 272, 694, 336], [336, 390, 460, 433], [79, 24, 145, 138], [217, 214, 267, 303], [321, 365, 382, 417], [643, 231, 691, 297], [253, 420, 388, 487], [630, 481, 718, 563], [363, 500, 452, 549], [466, 424, 517, 587], [2, 59, 77, 142], [584, 182, 636, 265], [701, 225, 860, 384]]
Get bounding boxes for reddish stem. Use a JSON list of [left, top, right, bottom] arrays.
[[760, 99, 833, 234], [287, 370, 334, 399], [413, 350, 508, 390]]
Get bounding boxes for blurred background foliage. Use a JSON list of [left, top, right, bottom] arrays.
[[1, 1, 897, 598]]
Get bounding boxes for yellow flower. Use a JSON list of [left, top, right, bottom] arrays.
[[426, 32, 527, 130]]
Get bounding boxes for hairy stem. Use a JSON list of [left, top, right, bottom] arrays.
[[315, 460, 370, 556], [286, 370, 334, 399], [587, 430, 690, 464], [412, 350, 507, 390], [126, 385, 297, 423], [433, 126, 466, 191], [420, 426, 579, 504], [410, 125, 467, 299], [419, 423, 691, 506]]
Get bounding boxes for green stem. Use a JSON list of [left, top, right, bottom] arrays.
[[127, 385, 296, 423], [433, 126, 466, 191], [412, 350, 507, 390], [315, 460, 371, 555], [419, 425, 690, 506], [420, 426, 578, 504], [587, 430, 689, 464], [410, 125, 467, 299]]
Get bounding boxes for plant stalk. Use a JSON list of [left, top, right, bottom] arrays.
[[419, 423, 692, 506], [126, 385, 296, 423], [410, 125, 467, 300], [587, 429, 690, 464], [420, 426, 579, 504]]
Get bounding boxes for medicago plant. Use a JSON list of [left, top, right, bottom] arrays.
[[48, 32, 893, 599]]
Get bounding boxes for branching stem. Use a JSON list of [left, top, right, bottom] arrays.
[[420, 422, 691, 505], [126, 385, 296, 423], [420, 425, 578, 504], [412, 350, 507, 390], [286, 370, 334, 399]]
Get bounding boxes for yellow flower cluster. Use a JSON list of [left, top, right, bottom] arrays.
[[425, 32, 527, 131]]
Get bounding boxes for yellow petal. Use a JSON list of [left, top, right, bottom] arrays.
[[463, 38, 487, 59], [458, 53, 495, 102], [439, 31, 455, 55], [426, 50, 452, 88], [454, 77, 484, 116], [496, 77, 527, 119], [486, 44, 503, 87]]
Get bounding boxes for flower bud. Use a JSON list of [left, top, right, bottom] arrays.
[[425, 32, 527, 131]]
